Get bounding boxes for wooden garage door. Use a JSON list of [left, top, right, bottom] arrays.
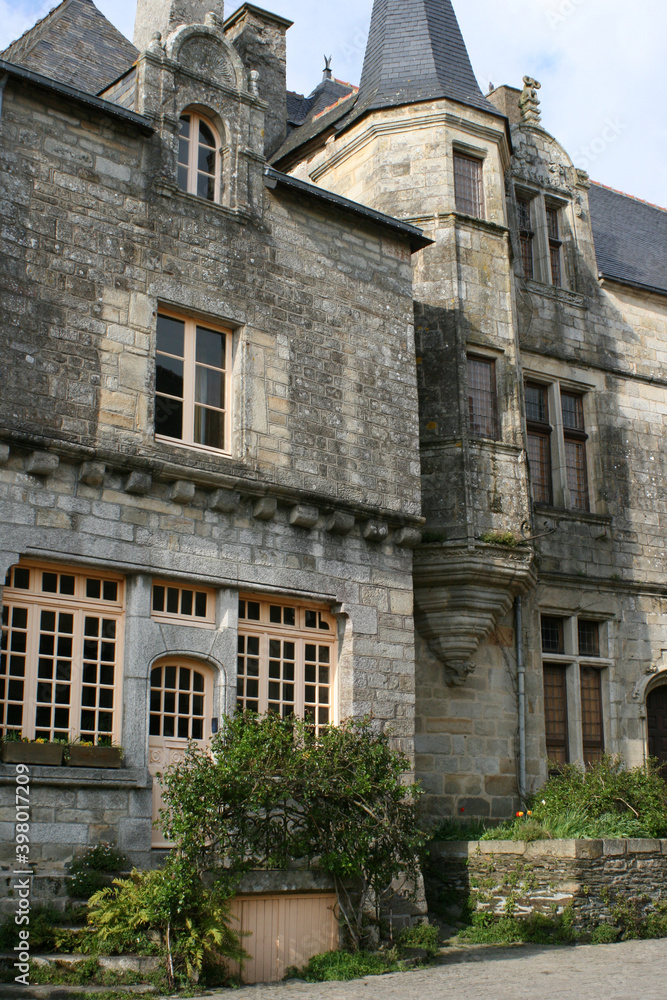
[[228, 893, 338, 983]]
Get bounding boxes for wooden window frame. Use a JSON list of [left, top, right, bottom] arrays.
[[539, 612, 610, 768], [1, 562, 124, 744], [454, 153, 485, 219], [177, 111, 221, 203], [151, 581, 216, 629], [467, 354, 499, 440], [155, 309, 233, 456], [237, 595, 337, 732]]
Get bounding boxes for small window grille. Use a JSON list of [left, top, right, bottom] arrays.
[[517, 197, 534, 278], [541, 616, 565, 654], [578, 620, 600, 657], [546, 207, 563, 286], [454, 154, 484, 218], [467, 356, 499, 439], [561, 393, 589, 511]]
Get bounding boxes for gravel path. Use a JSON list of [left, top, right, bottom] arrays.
[[206, 939, 667, 1000]]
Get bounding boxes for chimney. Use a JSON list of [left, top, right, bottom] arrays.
[[134, 0, 225, 53], [224, 4, 293, 158], [486, 84, 522, 125]]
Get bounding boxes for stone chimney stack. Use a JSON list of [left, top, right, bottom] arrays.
[[134, 0, 225, 52]]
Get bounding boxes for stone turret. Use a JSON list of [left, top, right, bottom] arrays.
[[134, 0, 224, 52]]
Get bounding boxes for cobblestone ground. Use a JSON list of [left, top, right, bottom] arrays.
[[210, 939, 667, 1000]]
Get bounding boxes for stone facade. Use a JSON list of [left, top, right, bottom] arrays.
[[0, 0, 666, 873]]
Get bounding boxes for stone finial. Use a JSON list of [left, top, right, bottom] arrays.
[[519, 76, 541, 125], [248, 70, 260, 97], [323, 56, 333, 82], [205, 11, 222, 28], [148, 31, 164, 55]]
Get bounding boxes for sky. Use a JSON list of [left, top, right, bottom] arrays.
[[1, 0, 665, 208]]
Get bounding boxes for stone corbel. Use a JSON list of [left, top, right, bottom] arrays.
[[414, 544, 536, 686]]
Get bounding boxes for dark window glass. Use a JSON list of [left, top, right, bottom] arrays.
[[543, 664, 569, 766], [581, 667, 604, 766], [541, 616, 565, 654], [517, 197, 534, 278], [468, 356, 499, 439], [546, 207, 563, 286], [525, 383, 549, 425], [578, 620, 600, 657], [454, 154, 484, 218]]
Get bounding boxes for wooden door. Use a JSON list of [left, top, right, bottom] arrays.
[[647, 685, 667, 771], [148, 659, 214, 848]]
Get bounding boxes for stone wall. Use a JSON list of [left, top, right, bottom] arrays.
[[428, 839, 667, 929]]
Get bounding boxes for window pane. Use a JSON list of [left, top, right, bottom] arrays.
[[527, 432, 552, 505], [196, 327, 225, 368], [561, 393, 585, 430], [454, 154, 484, 218], [525, 383, 548, 424], [543, 664, 568, 765], [155, 396, 183, 440], [565, 439, 589, 510], [581, 667, 604, 766], [194, 406, 224, 449], [179, 115, 191, 138], [198, 121, 216, 147], [198, 145, 216, 174], [578, 620, 600, 657], [546, 207, 560, 240], [197, 173, 216, 201], [467, 357, 498, 439], [541, 616, 564, 654], [195, 366, 224, 408], [178, 137, 190, 167], [550, 244, 562, 287], [157, 316, 185, 358], [177, 165, 188, 192], [156, 355, 184, 398]]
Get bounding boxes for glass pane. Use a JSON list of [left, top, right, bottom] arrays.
[[167, 589, 179, 614], [525, 383, 548, 424], [468, 357, 498, 439], [578, 620, 600, 657], [177, 165, 188, 192], [195, 366, 224, 408], [195, 593, 207, 618], [197, 173, 215, 201], [13, 568, 30, 589], [541, 616, 564, 654], [305, 610, 317, 629], [156, 397, 183, 439], [198, 145, 216, 173], [454, 154, 484, 218], [180, 590, 193, 616], [198, 121, 216, 147], [179, 115, 191, 138], [87, 578, 101, 600], [42, 573, 57, 593], [178, 137, 190, 166], [157, 316, 185, 358], [284, 607, 295, 627], [103, 582, 118, 603], [60, 575, 75, 595], [153, 586, 165, 612], [194, 406, 224, 449], [156, 355, 184, 398], [164, 666, 177, 689], [270, 606, 282, 624], [561, 393, 585, 430]]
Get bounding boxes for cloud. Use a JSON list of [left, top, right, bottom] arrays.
[[1, 0, 664, 206]]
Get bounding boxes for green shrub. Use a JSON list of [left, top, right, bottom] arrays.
[[459, 909, 576, 946], [0, 904, 75, 952], [285, 949, 404, 982], [430, 817, 488, 841], [86, 853, 247, 987], [68, 844, 128, 900], [397, 922, 440, 956]]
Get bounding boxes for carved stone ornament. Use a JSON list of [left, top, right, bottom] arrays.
[[519, 76, 542, 125], [178, 36, 234, 87], [413, 544, 536, 686]]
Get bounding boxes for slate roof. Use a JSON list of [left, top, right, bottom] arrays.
[[339, 0, 502, 132], [287, 78, 357, 127], [589, 183, 667, 297], [0, 0, 137, 96]]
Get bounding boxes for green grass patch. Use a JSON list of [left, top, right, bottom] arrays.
[[458, 910, 577, 946], [285, 949, 407, 982]]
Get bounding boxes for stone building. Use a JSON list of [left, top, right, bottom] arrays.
[[0, 0, 666, 877]]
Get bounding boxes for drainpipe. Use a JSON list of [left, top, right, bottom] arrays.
[[515, 596, 526, 805]]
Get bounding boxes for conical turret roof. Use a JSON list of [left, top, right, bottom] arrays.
[[341, 0, 499, 129]]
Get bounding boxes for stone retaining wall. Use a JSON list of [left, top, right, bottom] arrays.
[[428, 839, 667, 928]]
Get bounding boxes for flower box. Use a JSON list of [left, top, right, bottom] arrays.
[[67, 745, 123, 769], [1, 742, 64, 766]]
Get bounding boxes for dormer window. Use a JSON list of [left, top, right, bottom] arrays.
[[177, 113, 220, 201]]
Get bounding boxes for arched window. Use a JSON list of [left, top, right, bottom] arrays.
[[177, 112, 220, 202]]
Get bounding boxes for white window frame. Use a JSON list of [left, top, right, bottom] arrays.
[[177, 111, 222, 203], [155, 309, 233, 456]]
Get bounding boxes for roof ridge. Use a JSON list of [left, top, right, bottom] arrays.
[[590, 180, 666, 215], [312, 91, 357, 123]]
